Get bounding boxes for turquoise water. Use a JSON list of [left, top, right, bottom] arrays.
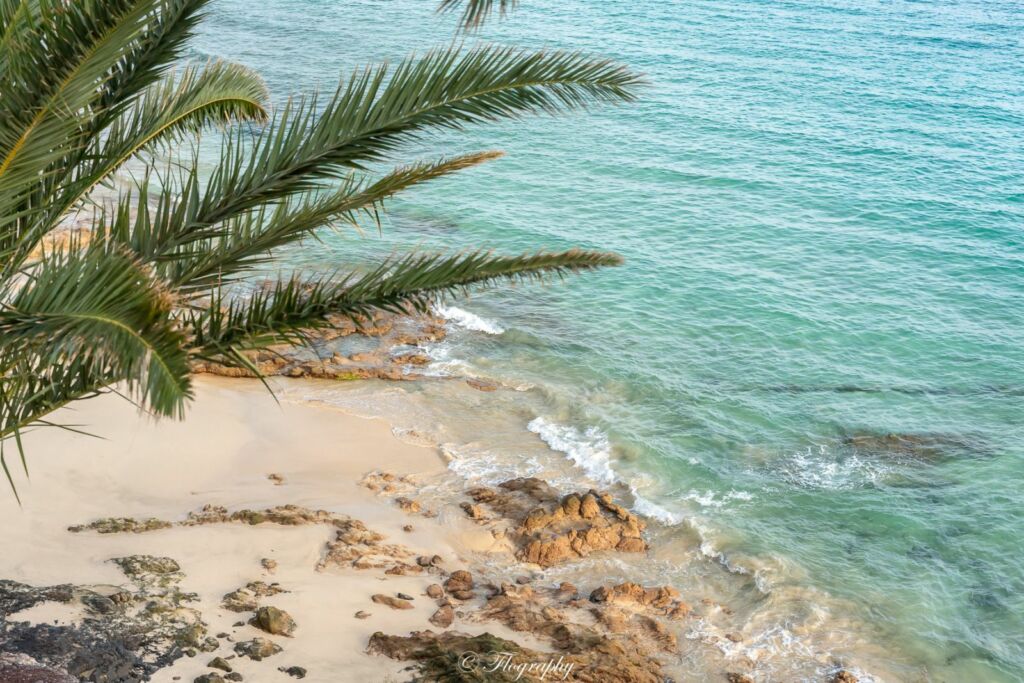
[[193, 1, 1024, 679]]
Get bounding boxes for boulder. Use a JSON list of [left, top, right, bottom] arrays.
[[250, 606, 296, 637]]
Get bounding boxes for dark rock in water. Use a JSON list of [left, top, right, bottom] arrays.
[[0, 556, 207, 683], [250, 606, 296, 637], [279, 666, 307, 679], [396, 592, 414, 601], [194, 675, 225, 683], [224, 674, 243, 682], [842, 431, 979, 461]]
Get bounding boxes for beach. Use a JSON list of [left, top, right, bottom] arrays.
[[2, 376, 737, 682]]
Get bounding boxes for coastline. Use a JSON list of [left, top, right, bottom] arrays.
[[1, 376, 736, 682]]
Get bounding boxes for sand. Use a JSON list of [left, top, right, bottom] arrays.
[[0, 376, 516, 682]]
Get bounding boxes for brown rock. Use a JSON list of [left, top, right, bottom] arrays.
[[250, 606, 296, 637], [444, 570, 474, 593], [831, 672, 859, 683], [260, 558, 278, 574], [402, 524, 414, 532], [429, 605, 455, 628], [394, 497, 421, 514], [234, 637, 282, 661], [460, 502, 486, 520], [354, 611, 371, 619], [726, 675, 753, 683], [208, 657, 232, 672], [372, 594, 413, 610], [425, 584, 444, 599]]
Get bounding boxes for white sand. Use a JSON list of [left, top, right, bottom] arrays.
[[0, 376, 517, 682]]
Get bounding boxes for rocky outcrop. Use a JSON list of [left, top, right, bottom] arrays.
[[368, 625, 669, 683], [589, 583, 690, 619], [0, 556, 211, 681], [71, 505, 410, 574], [190, 310, 446, 382], [222, 581, 287, 613], [465, 478, 648, 567]]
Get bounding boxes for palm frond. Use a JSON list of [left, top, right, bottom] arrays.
[[438, 0, 518, 30], [130, 45, 640, 245], [0, 246, 193, 428], [0, 0, 166, 220], [185, 248, 622, 356], [165, 151, 505, 289]]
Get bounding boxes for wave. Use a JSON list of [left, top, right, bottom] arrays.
[[435, 304, 505, 335], [527, 417, 616, 486]]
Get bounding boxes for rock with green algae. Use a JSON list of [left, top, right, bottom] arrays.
[[68, 517, 172, 534], [234, 637, 282, 661], [250, 606, 296, 637], [0, 555, 209, 682]]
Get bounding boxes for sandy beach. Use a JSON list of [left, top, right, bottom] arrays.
[[1, 376, 530, 682]]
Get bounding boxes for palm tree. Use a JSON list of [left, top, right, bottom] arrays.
[[0, 0, 641, 499]]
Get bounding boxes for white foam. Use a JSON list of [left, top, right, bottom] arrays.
[[436, 304, 505, 335], [632, 492, 686, 525], [781, 444, 892, 490], [527, 416, 616, 486]]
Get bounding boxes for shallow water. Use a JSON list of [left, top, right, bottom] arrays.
[[192, 1, 1024, 680]]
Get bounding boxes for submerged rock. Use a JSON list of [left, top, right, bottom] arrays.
[[279, 665, 307, 679]]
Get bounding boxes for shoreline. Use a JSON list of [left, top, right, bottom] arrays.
[[0, 375, 869, 683]]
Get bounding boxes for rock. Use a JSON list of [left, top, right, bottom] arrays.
[[429, 605, 455, 628], [450, 590, 475, 601], [267, 473, 285, 485], [368, 628, 667, 683], [221, 588, 258, 613], [0, 654, 76, 683], [402, 525, 414, 532], [725, 632, 742, 643], [397, 592, 415, 601], [394, 497, 421, 514], [371, 594, 413, 610], [460, 503, 486, 520], [354, 611, 371, 619], [279, 666, 307, 679], [466, 378, 499, 392], [726, 674, 754, 683], [425, 584, 444, 599], [208, 657, 232, 672], [589, 583, 688, 617], [384, 562, 423, 576], [194, 675, 225, 683], [466, 479, 648, 567], [444, 570, 474, 593], [831, 672, 859, 683], [68, 517, 172, 534], [416, 555, 443, 567], [260, 558, 278, 574], [225, 674, 243, 682], [234, 638, 282, 661], [515, 575, 533, 585], [250, 606, 296, 637]]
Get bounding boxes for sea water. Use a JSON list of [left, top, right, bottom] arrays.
[[191, 1, 1024, 679]]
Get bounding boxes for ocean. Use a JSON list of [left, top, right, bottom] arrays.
[[191, 1, 1024, 680]]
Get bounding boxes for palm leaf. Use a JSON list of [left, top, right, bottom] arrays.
[[185, 248, 622, 355], [438, 0, 518, 30]]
